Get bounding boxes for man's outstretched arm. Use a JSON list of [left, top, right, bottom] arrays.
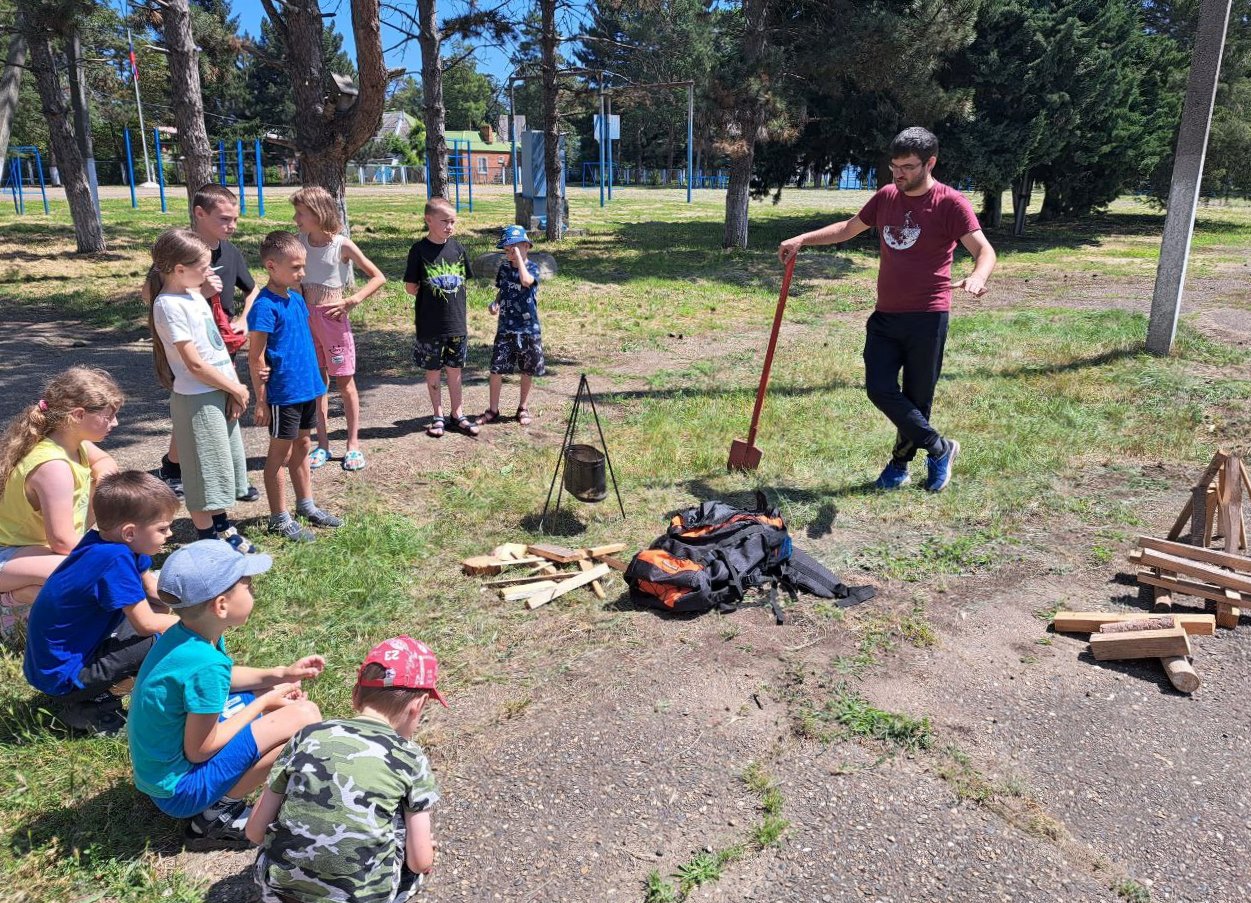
[[778, 216, 872, 264]]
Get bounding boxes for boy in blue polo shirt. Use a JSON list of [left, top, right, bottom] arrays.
[[23, 471, 180, 735], [247, 230, 341, 543]]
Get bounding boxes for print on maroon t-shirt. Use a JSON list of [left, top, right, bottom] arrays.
[[857, 182, 981, 314]]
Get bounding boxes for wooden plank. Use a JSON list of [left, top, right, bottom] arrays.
[[583, 543, 626, 558], [1218, 588, 1241, 629], [579, 558, 606, 600], [462, 555, 545, 576], [483, 571, 580, 588], [1137, 570, 1242, 610], [1053, 610, 1215, 636], [1241, 457, 1251, 498], [526, 563, 610, 609], [1137, 548, 1251, 594], [527, 543, 588, 564], [1203, 484, 1217, 547], [596, 554, 628, 573], [499, 581, 558, 601], [1136, 536, 1251, 574], [1191, 484, 1209, 546], [1160, 656, 1201, 693], [1152, 585, 1174, 613], [1090, 626, 1190, 661], [1227, 456, 1244, 553], [1196, 449, 1229, 490]]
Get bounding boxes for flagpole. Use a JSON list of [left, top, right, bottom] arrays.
[[127, 28, 156, 186]]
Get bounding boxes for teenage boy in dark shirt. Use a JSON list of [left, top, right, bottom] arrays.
[[778, 127, 997, 494], [403, 198, 478, 438]]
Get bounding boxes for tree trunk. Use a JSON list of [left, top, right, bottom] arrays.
[[540, 0, 563, 240], [20, 21, 104, 252], [981, 189, 1002, 228], [0, 35, 26, 179], [164, 0, 215, 216], [721, 0, 769, 249], [261, 0, 387, 232], [418, 0, 448, 199]]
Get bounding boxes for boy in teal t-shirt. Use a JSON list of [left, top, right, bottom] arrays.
[[128, 540, 324, 843]]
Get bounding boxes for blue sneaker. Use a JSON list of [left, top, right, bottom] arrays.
[[924, 439, 960, 493], [874, 459, 911, 490]]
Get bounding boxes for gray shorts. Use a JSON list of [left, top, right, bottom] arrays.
[[170, 390, 248, 513]]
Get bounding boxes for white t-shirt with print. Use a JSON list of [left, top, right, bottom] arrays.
[[152, 291, 238, 395]]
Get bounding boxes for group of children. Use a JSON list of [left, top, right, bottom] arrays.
[[0, 185, 554, 901]]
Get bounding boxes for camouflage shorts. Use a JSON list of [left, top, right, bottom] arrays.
[[413, 335, 468, 371], [256, 849, 424, 903], [489, 332, 546, 376]]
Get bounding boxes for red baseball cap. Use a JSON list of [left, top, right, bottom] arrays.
[[357, 636, 448, 707]]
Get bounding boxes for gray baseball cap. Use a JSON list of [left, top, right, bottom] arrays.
[[158, 540, 273, 608]]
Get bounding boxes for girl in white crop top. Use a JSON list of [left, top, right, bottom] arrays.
[[292, 187, 386, 472]]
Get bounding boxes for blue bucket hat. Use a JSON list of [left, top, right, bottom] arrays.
[[497, 224, 533, 249], [157, 540, 272, 608]]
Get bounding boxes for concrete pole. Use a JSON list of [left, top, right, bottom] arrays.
[[1146, 0, 1233, 355]]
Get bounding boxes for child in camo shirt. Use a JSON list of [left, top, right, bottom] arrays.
[[246, 636, 444, 903]]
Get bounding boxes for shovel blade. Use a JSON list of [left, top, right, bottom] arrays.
[[727, 439, 762, 472]]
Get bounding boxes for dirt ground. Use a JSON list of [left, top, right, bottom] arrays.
[[4, 268, 1251, 903]]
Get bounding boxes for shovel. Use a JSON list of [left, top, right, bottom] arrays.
[[728, 255, 796, 472]]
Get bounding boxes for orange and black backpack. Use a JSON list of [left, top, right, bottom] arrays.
[[626, 494, 875, 624]]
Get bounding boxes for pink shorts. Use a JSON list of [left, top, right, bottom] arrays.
[[305, 288, 357, 377]]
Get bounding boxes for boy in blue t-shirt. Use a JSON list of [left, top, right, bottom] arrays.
[[128, 539, 324, 844], [247, 230, 341, 543], [477, 225, 545, 429], [23, 471, 180, 735]]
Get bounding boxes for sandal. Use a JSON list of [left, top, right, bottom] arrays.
[[342, 450, 366, 471], [477, 408, 501, 426], [426, 417, 445, 438], [516, 406, 532, 426], [453, 415, 480, 437], [308, 447, 331, 469]]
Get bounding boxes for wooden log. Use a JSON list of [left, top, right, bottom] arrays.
[[1136, 536, 1251, 573], [500, 581, 558, 601], [1192, 484, 1210, 546], [1053, 611, 1215, 636], [1136, 548, 1251, 594], [526, 563, 610, 609], [1160, 656, 1201, 693], [596, 554, 628, 573], [579, 558, 606, 600], [1099, 616, 1175, 633], [1137, 570, 1243, 611], [527, 543, 587, 564], [462, 555, 545, 576], [1152, 585, 1174, 613], [1090, 626, 1190, 661]]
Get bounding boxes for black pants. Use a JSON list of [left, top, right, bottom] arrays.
[[863, 311, 949, 463], [59, 619, 155, 704]]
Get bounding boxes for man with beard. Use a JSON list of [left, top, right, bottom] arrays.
[[778, 127, 996, 493]]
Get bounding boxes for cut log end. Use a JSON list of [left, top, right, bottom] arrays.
[[1161, 656, 1201, 694]]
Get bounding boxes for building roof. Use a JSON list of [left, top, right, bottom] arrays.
[[445, 129, 514, 153]]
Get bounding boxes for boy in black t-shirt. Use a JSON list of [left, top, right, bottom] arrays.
[[403, 198, 478, 438]]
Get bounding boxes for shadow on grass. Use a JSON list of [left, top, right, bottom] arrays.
[[8, 781, 181, 864], [946, 346, 1146, 381]]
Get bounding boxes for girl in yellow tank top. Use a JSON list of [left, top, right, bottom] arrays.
[[0, 368, 123, 632]]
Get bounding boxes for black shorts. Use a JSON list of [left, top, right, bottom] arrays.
[[413, 335, 469, 371], [268, 398, 317, 440], [490, 332, 546, 376]]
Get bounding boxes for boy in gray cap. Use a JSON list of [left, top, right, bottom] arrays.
[[128, 540, 324, 843]]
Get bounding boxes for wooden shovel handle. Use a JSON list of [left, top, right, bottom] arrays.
[[746, 255, 796, 446]]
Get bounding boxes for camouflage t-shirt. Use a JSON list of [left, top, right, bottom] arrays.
[[257, 716, 439, 903]]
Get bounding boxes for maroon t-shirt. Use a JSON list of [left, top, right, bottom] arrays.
[[857, 182, 981, 313]]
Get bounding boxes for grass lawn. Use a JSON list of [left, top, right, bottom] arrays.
[[1, 185, 1250, 900]]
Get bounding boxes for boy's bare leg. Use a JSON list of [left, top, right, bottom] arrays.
[[487, 374, 503, 413], [288, 431, 314, 502], [313, 368, 332, 452], [339, 375, 361, 452], [518, 374, 533, 410], [225, 700, 322, 799], [425, 370, 443, 418], [446, 367, 464, 419], [264, 439, 294, 516]]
